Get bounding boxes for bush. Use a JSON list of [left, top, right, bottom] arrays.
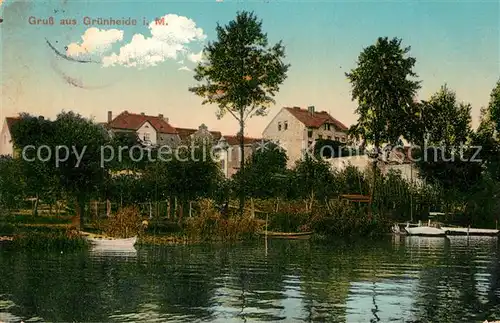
[[105, 206, 143, 238], [185, 199, 263, 241], [310, 199, 390, 238]]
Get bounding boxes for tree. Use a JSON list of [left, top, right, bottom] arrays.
[[346, 37, 421, 152], [51, 112, 109, 228], [346, 37, 420, 212], [10, 113, 59, 215], [189, 11, 290, 215], [0, 156, 26, 211], [231, 141, 288, 199], [292, 155, 335, 211], [488, 80, 500, 133]]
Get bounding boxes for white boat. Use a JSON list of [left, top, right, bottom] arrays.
[[81, 232, 137, 250], [404, 221, 446, 236]]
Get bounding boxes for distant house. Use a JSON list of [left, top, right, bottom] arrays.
[[106, 111, 180, 147], [262, 106, 349, 167], [0, 117, 20, 157], [215, 135, 262, 178], [176, 124, 222, 144]]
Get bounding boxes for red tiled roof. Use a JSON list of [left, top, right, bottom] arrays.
[[5, 117, 20, 132], [223, 135, 261, 146], [108, 111, 177, 134], [284, 107, 348, 131], [176, 127, 222, 142]]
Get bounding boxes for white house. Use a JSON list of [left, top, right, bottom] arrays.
[[106, 111, 180, 147], [0, 117, 20, 157], [262, 106, 349, 167]]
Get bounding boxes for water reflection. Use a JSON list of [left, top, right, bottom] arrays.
[[0, 237, 498, 322]]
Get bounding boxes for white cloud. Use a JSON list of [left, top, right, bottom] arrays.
[[66, 27, 124, 56], [187, 50, 204, 63], [178, 66, 192, 72], [102, 14, 206, 68]]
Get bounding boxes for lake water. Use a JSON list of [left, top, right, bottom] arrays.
[[0, 236, 499, 322]]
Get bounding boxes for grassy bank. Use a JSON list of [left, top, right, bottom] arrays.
[[0, 198, 391, 248]]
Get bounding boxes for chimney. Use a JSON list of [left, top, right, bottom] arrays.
[[166, 117, 169, 123], [140, 112, 145, 116], [158, 113, 164, 119], [107, 111, 112, 123], [308, 106, 315, 115]]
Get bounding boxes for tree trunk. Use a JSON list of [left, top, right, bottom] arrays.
[[72, 196, 85, 230], [238, 118, 245, 217]]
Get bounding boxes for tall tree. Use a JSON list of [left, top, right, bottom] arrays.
[[10, 113, 58, 215], [346, 37, 420, 210], [51, 112, 109, 229], [189, 11, 290, 214], [488, 80, 500, 133], [346, 37, 420, 151]]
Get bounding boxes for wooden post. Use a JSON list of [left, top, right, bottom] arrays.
[[189, 201, 192, 218], [106, 199, 111, 217], [250, 198, 255, 218]]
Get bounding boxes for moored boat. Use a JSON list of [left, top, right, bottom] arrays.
[[260, 231, 312, 239], [405, 225, 446, 236], [80, 232, 137, 249]]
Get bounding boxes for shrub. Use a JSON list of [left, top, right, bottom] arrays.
[[145, 220, 183, 235], [105, 206, 143, 238], [310, 199, 390, 238], [185, 199, 263, 242]]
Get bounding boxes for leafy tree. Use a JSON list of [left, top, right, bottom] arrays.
[[231, 141, 288, 199], [291, 155, 335, 210], [10, 114, 58, 215], [488, 80, 500, 133], [346, 37, 420, 152], [417, 85, 472, 148], [411, 86, 481, 194], [0, 156, 26, 211], [346, 37, 420, 212], [50, 112, 109, 228], [189, 11, 290, 214]]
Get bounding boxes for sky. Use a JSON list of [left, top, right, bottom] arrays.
[[1, 0, 499, 137]]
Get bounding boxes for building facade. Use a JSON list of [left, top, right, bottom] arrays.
[[106, 111, 180, 147], [0, 117, 20, 157], [262, 106, 349, 167]]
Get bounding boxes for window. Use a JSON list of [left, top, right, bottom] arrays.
[[284, 121, 288, 130], [341, 137, 346, 143], [335, 136, 339, 141], [318, 135, 323, 139], [327, 136, 331, 140], [278, 122, 282, 131], [324, 124, 331, 131], [220, 160, 225, 169], [308, 140, 313, 146], [307, 129, 313, 138], [144, 133, 150, 141]]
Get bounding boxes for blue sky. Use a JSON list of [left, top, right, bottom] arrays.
[[1, 0, 498, 137]]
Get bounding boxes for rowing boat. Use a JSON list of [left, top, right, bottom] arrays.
[[260, 231, 313, 239], [80, 232, 137, 250]]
